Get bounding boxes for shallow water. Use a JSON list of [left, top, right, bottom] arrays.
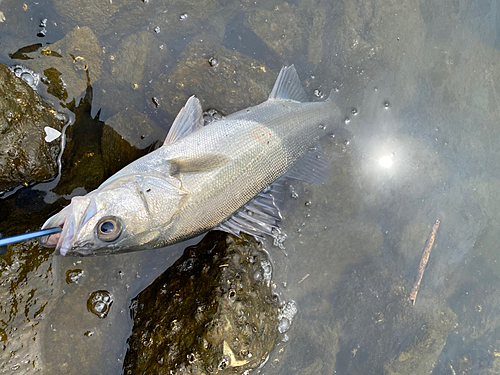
[[1, 0, 500, 373]]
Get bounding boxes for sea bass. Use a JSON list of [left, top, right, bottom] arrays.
[[41, 66, 339, 255]]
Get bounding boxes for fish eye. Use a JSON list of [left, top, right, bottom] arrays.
[[96, 217, 122, 242]]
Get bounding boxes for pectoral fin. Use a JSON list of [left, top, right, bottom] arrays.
[[169, 154, 231, 174]]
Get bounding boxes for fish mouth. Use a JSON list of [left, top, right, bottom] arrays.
[[40, 196, 96, 256]]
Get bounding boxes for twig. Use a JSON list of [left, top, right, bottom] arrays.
[[298, 273, 310, 284], [409, 220, 440, 305]]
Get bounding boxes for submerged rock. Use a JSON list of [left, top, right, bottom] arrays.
[[97, 30, 172, 118], [244, 3, 310, 59], [123, 231, 281, 374], [18, 26, 103, 103], [152, 36, 276, 118], [0, 63, 67, 194]]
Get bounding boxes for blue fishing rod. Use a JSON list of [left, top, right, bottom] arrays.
[[0, 227, 62, 247]]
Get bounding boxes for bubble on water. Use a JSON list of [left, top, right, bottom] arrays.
[[278, 301, 298, 333], [260, 260, 272, 285], [10, 65, 39, 89], [208, 57, 218, 67], [151, 96, 160, 108], [278, 318, 290, 333], [87, 290, 113, 318], [21, 72, 35, 86], [313, 89, 324, 98], [180, 258, 195, 272], [203, 108, 225, 125], [271, 227, 287, 250], [65, 269, 84, 284]]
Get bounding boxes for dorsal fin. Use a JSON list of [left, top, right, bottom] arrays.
[[164, 96, 204, 145], [268, 65, 308, 102]]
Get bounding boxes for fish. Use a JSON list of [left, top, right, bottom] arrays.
[[41, 66, 340, 255]]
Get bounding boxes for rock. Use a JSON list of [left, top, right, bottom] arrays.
[[100, 108, 164, 183], [53, 86, 160, 196], [103, 108, 166, 150], [101, 0, 218, 40], [53, 0, 217, 40], [123, 231, 281, 374], [0, 63, 68, 194], [244, 3, 310, 59], [152, 36, 277, 118], [318, 0, 425, 107], [0, 239, 54, 373], [19, 26, 103, 103], [98, 31, 171, 119], [52, 0, 123, 35]]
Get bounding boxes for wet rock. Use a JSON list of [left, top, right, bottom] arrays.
[[0, 62, 67, 193], [103, 108, 166, 150], [244, 3, 310, 59], [52, 0, 123, 35], [100, 109, 164, 184], [53, 85, 158, 196], [331, 262, 455, 375], [102, 0, 218, 40], [98, 31, 172, 118], [20, 26, 103, 103], [152, 36, 276, 118], [307, 9, 326, 66], [0, 239, 54, 373], [318, 0, 425, 107], [267, 260, 456, 375], [123, 231, 281, 374], [53, 0, 217, 42]]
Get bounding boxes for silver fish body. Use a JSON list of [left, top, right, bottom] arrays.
[[41, 66, 340, 255]]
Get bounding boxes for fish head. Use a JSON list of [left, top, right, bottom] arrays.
[[40, 175, 186, 255]]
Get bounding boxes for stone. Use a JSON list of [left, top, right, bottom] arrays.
[[0, 63, 68, 193], [123, 231, 281, 374], [97, 31, 171, 119], [244, 3, 310, 59], [20, 26, 103, 103], [152, 36, 276, 118]]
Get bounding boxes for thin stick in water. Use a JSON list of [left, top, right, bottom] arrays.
[[409, 220, 440, 305]]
